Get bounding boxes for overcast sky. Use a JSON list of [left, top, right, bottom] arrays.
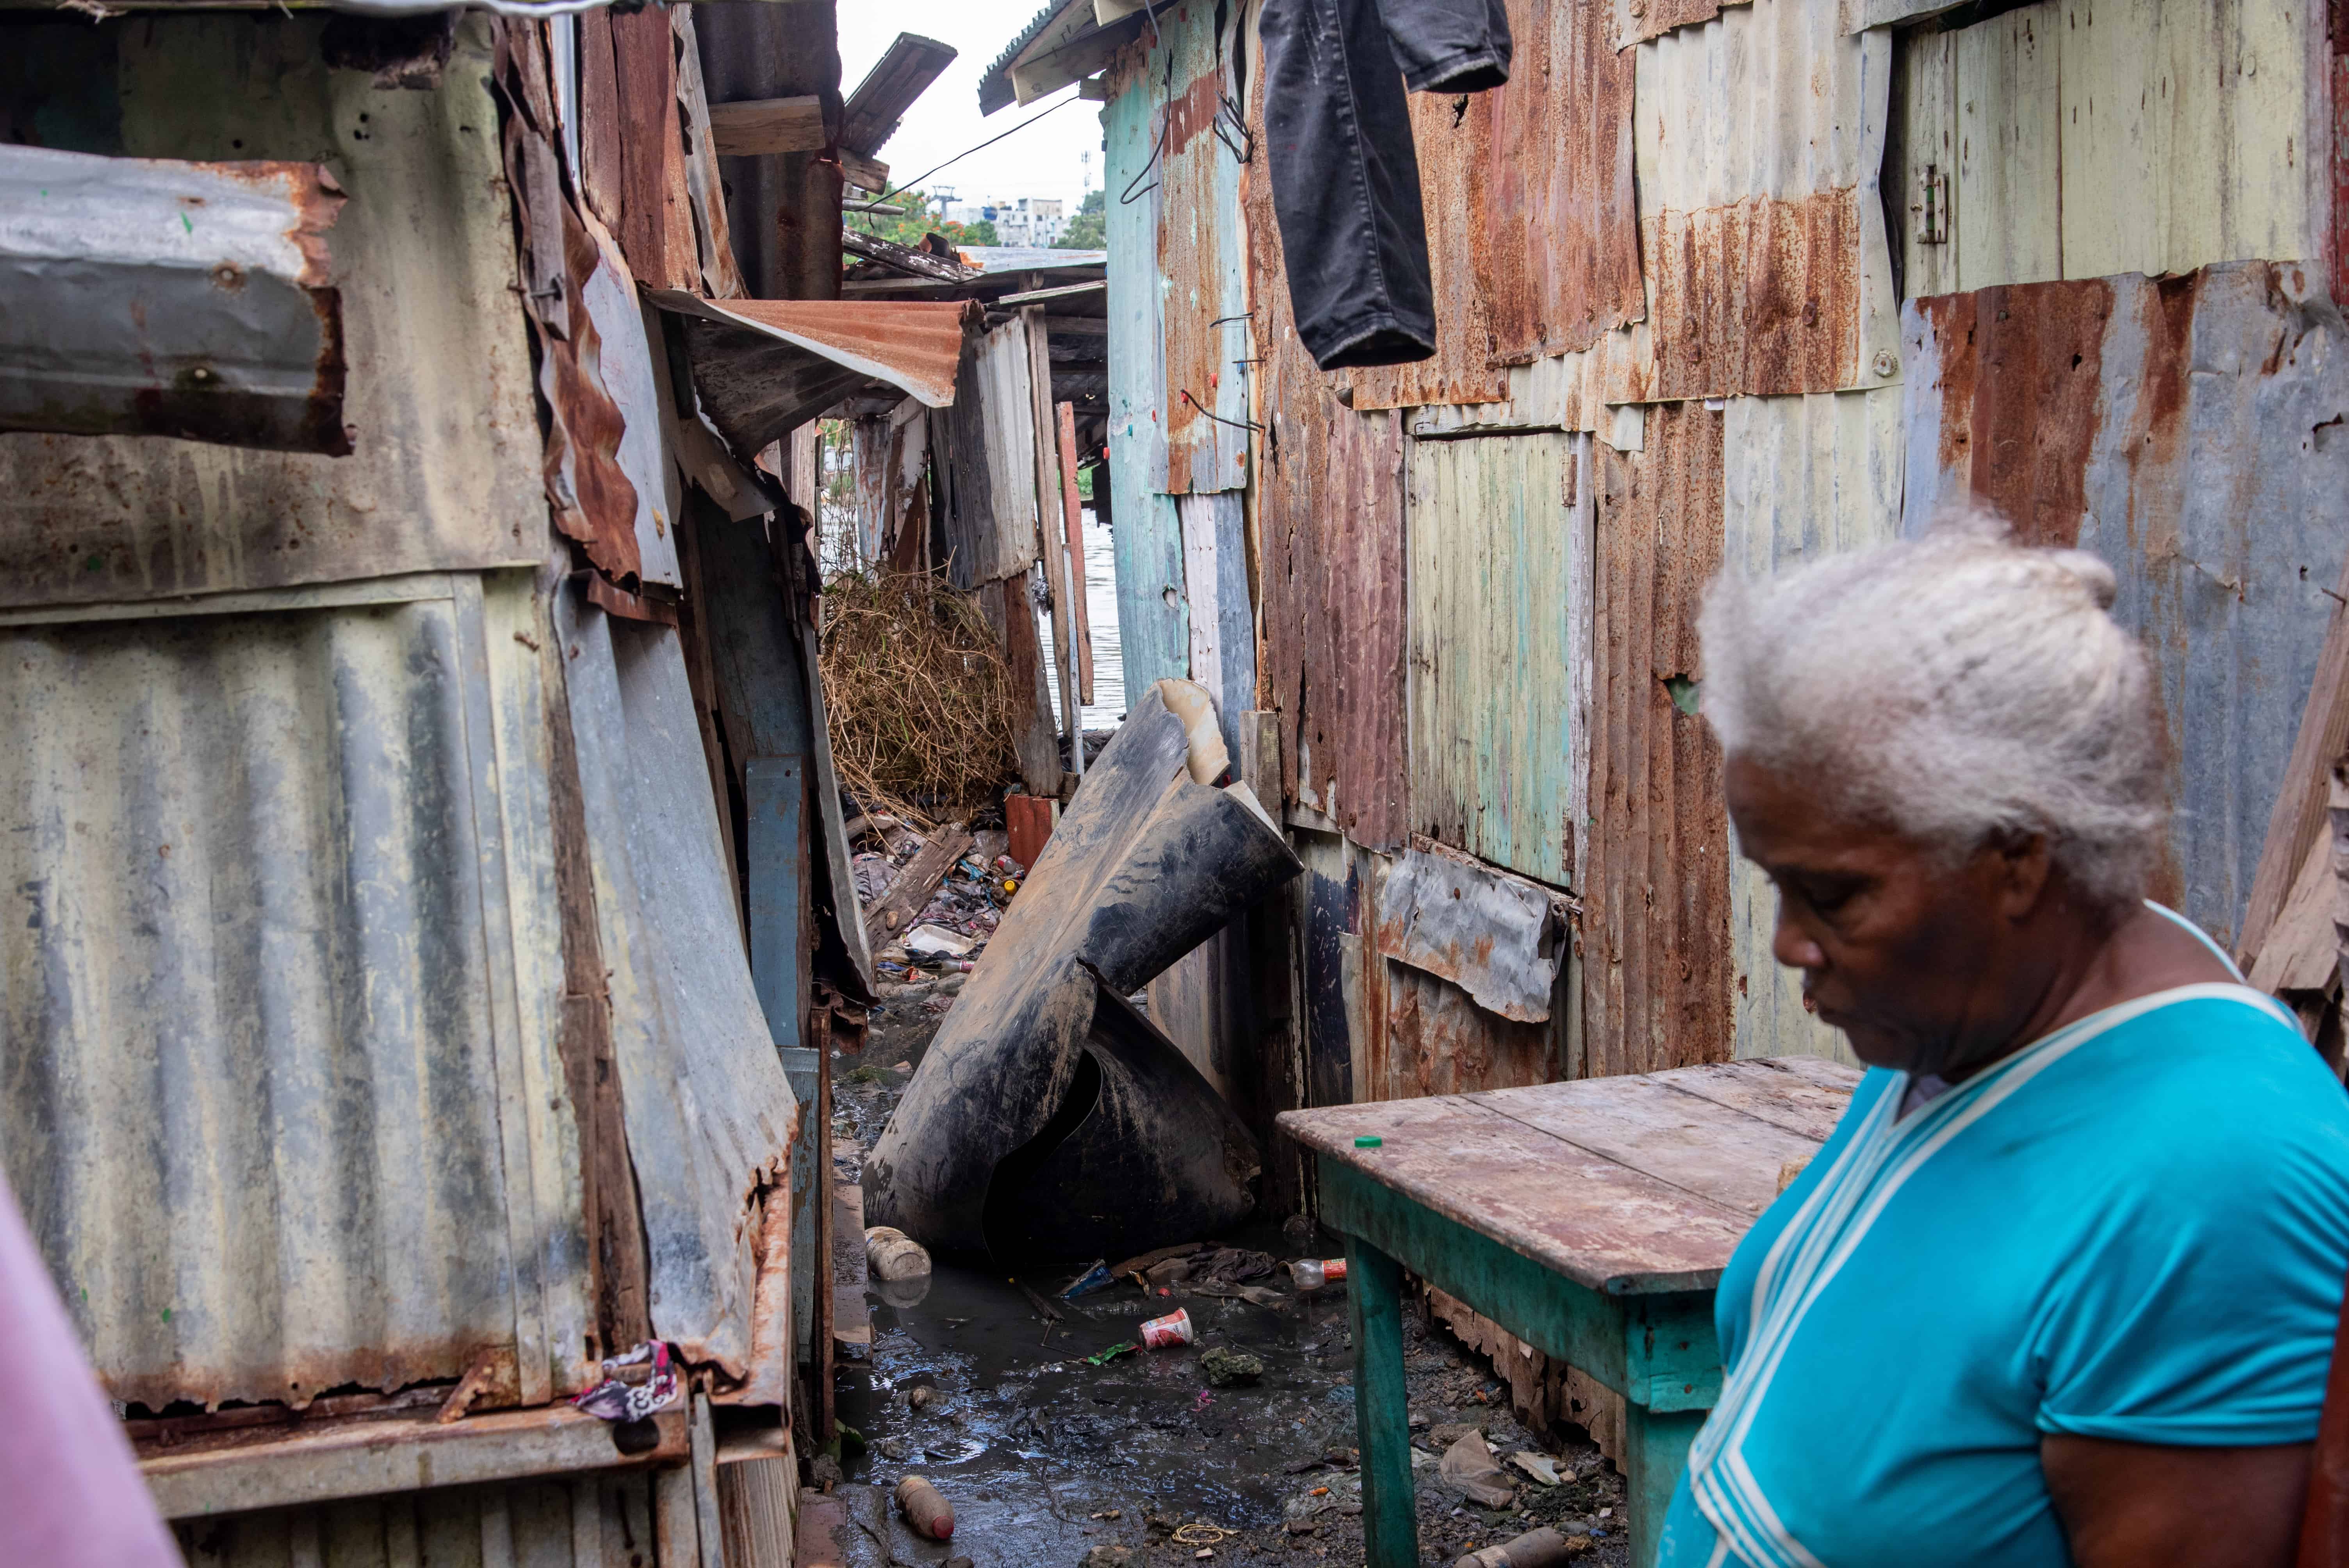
[[837, 0, 1104, 214]]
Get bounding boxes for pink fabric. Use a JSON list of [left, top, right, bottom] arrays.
[[0, 1168, 181, 1566]]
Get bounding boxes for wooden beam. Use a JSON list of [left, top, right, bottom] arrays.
[[863, 828, 976, 947], [839, 148, 889, 195], [998, 278, 1106, 306], [708, 95, 826, 157], [841, 227, 978, 283], [1057, 399, 1095, 706]]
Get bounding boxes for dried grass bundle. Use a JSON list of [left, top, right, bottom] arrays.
[[820, 571, 1018, 826]]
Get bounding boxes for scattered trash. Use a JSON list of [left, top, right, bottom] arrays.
[[1289, 1257, 1347, 1290], [1193, 1552, 1213, 1561], [1084, 1341, 1139, 1366], [1440, 1430, 1518, 1508], [1193, 1389, 1215, 1411], [1139, 1307, 1194, 1347], [907, 1385, 935, 1411], [1507, 1451, 1563, 1486], [867, 1226, 934, 1282], [1199, 1347, 1264, 1386], [570, 1340, 678, 1422], [1453, 1526, 1593, 1566], [1172, 1523, 1232, 1546], [1061, 1259, 1114, 1298], [895, 1474, 955, 1540], [877, 1437, 913, 1461], [1019, 1283, 1067, 1322], [1080, 1548, 1132, 1568], [893, 1059, 916, 1072], [906, 923, 977, 958], [1089, 1509, 1123, 1521]]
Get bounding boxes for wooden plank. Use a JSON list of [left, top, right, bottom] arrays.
[[861, 828, 974, 947], [1000, 279, 1107, 307], [142, 1404, 689, 1520], [1469, 1072, 1835, 1219], [708, 95, 827, 157], [1055, 401, 1094, 706], [1625, 1405, 1709, 1568], [611, 1, 685, 287], [1653, 1057, 1859, 1144], [839, 149, 888, 196], [1023, 305, 1080, 752], [1281, 1095, 1753, 1295], [841, 32, 958, 156]]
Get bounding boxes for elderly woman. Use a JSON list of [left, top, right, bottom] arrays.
[[1659, 513, 2349, 1568]]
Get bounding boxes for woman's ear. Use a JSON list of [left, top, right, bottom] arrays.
[[1989, 829, 2055, 920]]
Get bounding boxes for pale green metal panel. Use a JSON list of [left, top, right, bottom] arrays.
[[1103, 48, 1188, 708], [1719, 389, 1903, 1066], [1406, 433, 1584, 888]]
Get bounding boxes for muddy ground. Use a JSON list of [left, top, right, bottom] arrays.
[[819, 993, 1633, 1568]]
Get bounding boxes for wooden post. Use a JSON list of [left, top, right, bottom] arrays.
[[1625, 1402, 1707, 1566], [1055, 400, 1094, 707], [1344, 1235, 1418, 1568], [1023, 307, 1083, 772]]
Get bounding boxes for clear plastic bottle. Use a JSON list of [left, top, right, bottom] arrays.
[[1289, 1257, 1347, 1290]]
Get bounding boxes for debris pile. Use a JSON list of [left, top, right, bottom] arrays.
[[820, 570, 1019, 823], [852, 814, 1025, 997]]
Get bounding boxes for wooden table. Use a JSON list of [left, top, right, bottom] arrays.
[[1277, 1057, 1861, 1567]]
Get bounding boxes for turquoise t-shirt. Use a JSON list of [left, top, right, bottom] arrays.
[[1657, 976, 2349, 1568]]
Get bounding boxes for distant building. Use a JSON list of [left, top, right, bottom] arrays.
[[945, 196, 1066, 246]]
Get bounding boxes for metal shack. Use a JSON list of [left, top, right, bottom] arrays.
[[0, 3, 972, 1561], [980, 0, 2349, 1439]]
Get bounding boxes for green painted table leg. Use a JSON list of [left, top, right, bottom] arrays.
[[1345, 1234, 1418, 1568], [1624, 1402, 1707, 1567]]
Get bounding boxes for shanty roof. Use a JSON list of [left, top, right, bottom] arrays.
[[646, 292, 979, 456], [978, 0, 1164, 114]]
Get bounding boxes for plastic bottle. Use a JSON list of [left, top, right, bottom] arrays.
[[895, 1475, 955, 1539], [1289, 1257, 1348, 1290]]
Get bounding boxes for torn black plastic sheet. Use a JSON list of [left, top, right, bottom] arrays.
[[864, 680, 1303, 1262]]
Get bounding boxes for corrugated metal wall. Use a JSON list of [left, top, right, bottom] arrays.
[[1904, 262, 2349, 944], [0, 15, 543, 612], [1406, 432, 1584, 887], [0, 574, 590, 1413], [1577, 403, 1733, 1078]]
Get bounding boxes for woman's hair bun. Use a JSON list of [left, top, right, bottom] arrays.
[[2045, 547, 2119, 610]]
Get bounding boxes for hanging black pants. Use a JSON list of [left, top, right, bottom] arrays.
[[1258, 0, 1511, 370]]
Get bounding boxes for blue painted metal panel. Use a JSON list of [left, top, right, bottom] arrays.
[[1105, 68, 1189, 708], [1901, 262, 2349, 945], [745, 756, 805, 1048]]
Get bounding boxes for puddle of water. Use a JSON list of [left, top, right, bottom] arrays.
[[834, 993, 1634, 1567]]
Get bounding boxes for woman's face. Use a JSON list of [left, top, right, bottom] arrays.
[[1724, 752, 2055, 1077]]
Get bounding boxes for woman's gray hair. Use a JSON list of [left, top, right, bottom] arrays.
[[1697, 506, 2163, 906]]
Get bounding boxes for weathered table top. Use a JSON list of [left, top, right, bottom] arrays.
[[1278, 1057, 1864, 1296]]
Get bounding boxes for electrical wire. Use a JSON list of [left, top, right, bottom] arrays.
[[878, 93, 1082, 206]]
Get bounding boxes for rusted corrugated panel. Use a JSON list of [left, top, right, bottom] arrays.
[[0, 574, 590, 1413], [0, 144, 348, 454], [1719, 389, 1900, 1068], [555, 583, 798, 1380], [649, 293, 975, 464], [1146, 7, 1249, 493], [1615, 0, 1736, 47], [1374, 845, 1569, 1023], [0, 13, 542, 611], [1903, 261, 2349, 944], [1577, 401, 1734, 1078], [1407, 430, 1584, 887], [610, 1, 699, 293], [936, 313, 1046, 590], [1630, 2, 1898, 399], [1484, 0, 1641, 361], [1247, 139, 1409, 845]]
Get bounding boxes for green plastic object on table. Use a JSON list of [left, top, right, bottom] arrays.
[[1355, 1135, 1383, 1148]]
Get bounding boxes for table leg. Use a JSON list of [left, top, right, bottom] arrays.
[[1344, 1234, 1418, 1568], [1624, 1402, 1706, 1567]]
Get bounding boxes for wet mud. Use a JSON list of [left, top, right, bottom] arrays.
[[828, 1003, 1634, 1568]]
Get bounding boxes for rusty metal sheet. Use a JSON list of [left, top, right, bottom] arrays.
[[556, 581, 800, 1380], [1406, 430, 1586, 887], [1374, 846, 1570, 1023], [671, 6, 747, 303], [1902, 261, 2349, 945], [0, 573, 591, 1415], [850, 403, 930, 570], [168, 1463, 658, 1563], [1107, 5, 1251, 494], [1244, 98, 1410, 846], [649, 292, 976, 463], [0, 144, 348, 454], [1577, 401, 1734, 1079], [1378, 962, 1561, 1099], [933, 312, 1046, 590], [0, 13, 543, 612], [610, 0, 698, 292], [1616, 0, 1738, 46], [1641, 193, 1861, 400]]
